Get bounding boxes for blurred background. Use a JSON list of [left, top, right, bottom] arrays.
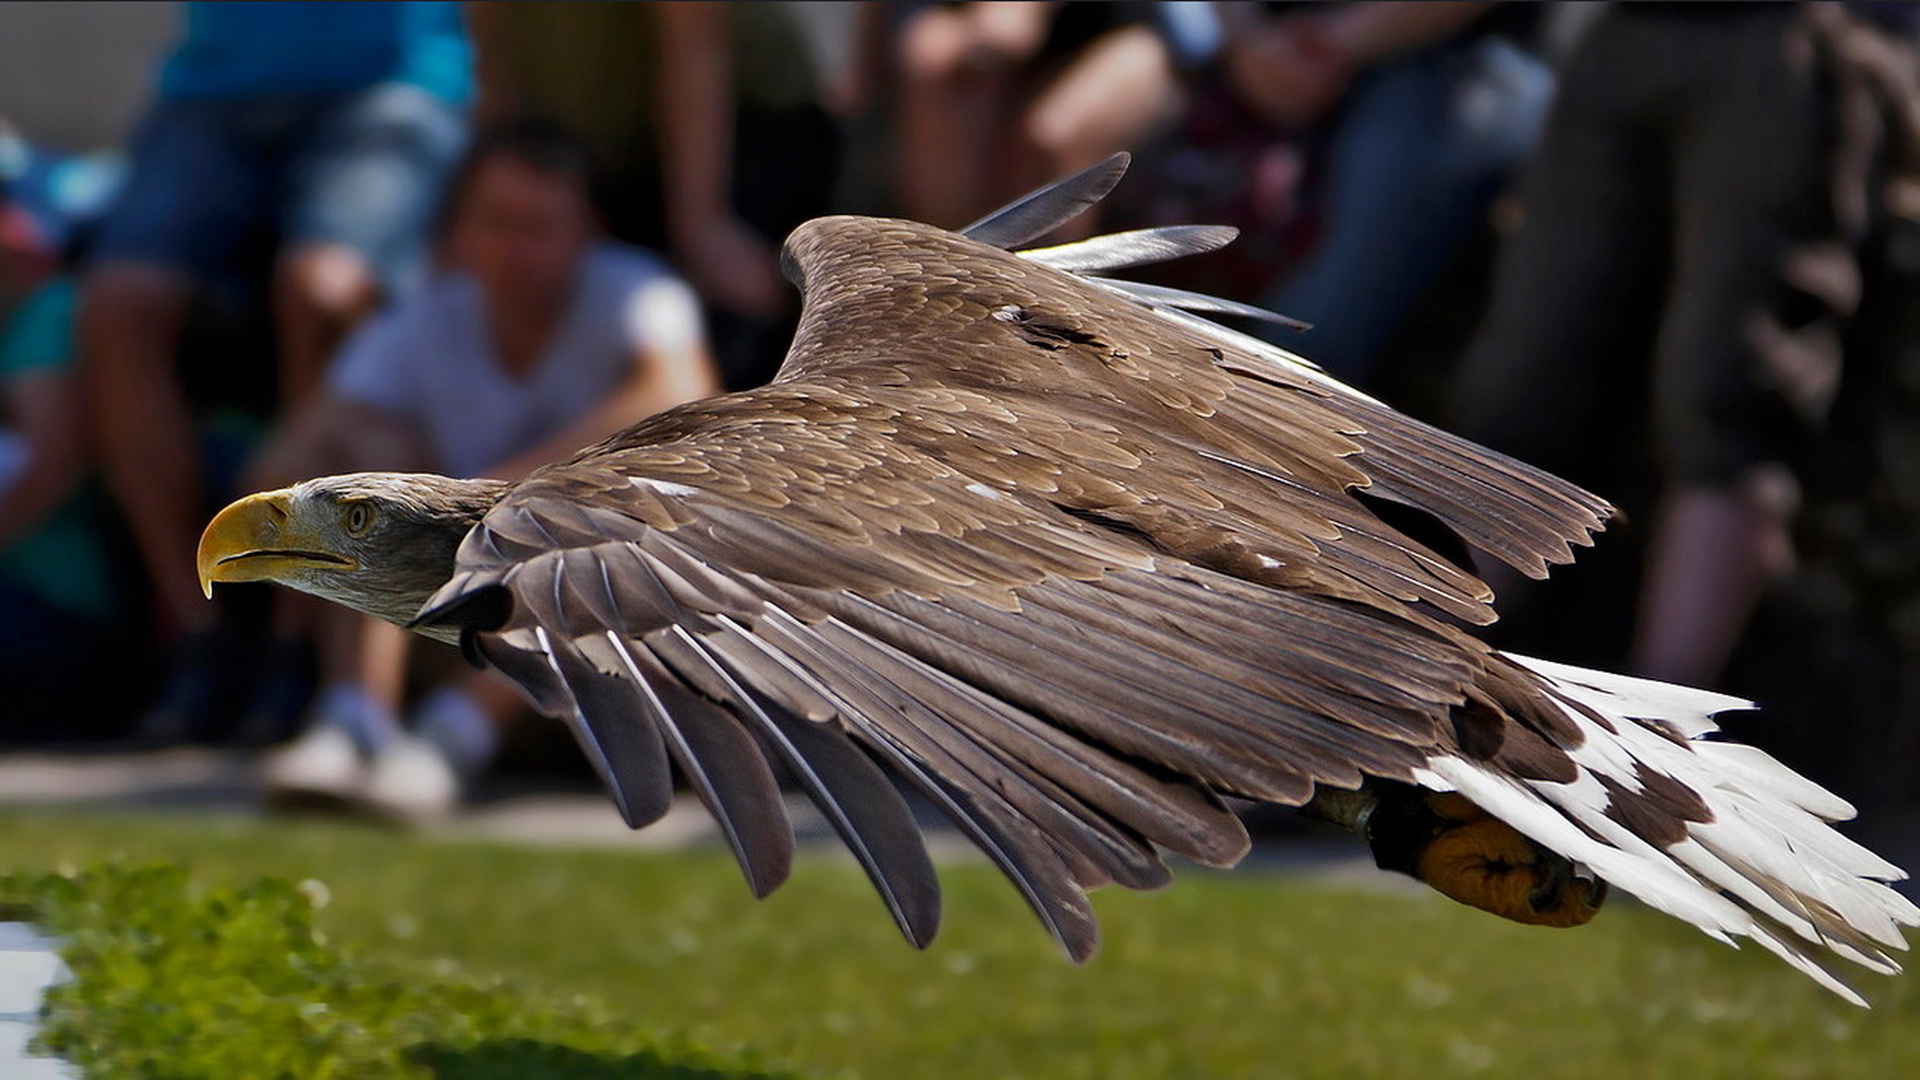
[[0, 0, 1916, 837]]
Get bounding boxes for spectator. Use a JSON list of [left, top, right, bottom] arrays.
[[1449, 3, 1910, 688], [468, 1, 839, 390], [0, 168, 56, 320], [1231, 2, 1553, 383], [0, 218, 131, 741], [0, 120, 126, 314], [251, 120, 721, 821], [78, 1, 471, 741], [1096, 3, 1548, 381], [892, 1, 1177, 237]]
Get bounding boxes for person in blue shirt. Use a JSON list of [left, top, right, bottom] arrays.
[[77, 2, 471, 740]]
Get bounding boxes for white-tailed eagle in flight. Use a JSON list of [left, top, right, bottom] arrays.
[[199, 155, 1917, 1004]]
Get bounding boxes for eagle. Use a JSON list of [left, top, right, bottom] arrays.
[[199, 155, 1916, 1003]]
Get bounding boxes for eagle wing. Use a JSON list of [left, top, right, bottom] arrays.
[[415, 158, 1915, 993]]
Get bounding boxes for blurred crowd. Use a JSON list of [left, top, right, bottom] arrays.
[[2, 1, 1918, 820]]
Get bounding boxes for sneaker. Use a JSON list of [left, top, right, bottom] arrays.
[[360, 734, 464, 827], [260, 724, 366, 814]]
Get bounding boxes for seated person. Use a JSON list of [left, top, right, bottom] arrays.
[[79, 1, 470, 740], [468, 1, 840, 389], [253, 120, 721, 819], [0, 265, 129, 742], [0, 164, 57, 320], [1103, 2, 1548, 382]]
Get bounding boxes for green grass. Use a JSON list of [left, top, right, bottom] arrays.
[[7, 863, 793, 1080], [1, 809, 1914, 1080]]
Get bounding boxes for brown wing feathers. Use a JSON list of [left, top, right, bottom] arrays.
[[415, 186, 1627, 959]]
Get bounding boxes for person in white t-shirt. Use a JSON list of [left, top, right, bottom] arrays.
[[253, 120, 721, 820]]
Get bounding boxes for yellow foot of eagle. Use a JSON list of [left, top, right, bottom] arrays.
[[1309, 785, 1608, 928], [1412, 794, 1607, 927]]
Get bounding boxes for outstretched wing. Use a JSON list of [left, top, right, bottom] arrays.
[[414, 158, 1913, 994], [412, 157, 1607, 960], [419, 423, 1502, 960]]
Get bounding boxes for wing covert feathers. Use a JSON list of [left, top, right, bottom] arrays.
[[412, 164, 1913, 998]]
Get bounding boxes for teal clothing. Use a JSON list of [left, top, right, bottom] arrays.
[[0, 280, 114, 622], [160, 1, 471, 104], [0, 279, 75, 373]]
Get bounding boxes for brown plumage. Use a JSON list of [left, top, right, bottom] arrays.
[[199, 156, 1916, 1002]]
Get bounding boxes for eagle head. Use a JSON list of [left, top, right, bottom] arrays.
[[197, 472, 510, 636]]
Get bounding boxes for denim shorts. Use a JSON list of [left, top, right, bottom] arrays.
[[91, 82, 466, 295]]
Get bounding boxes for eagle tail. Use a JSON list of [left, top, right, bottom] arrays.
[[1419, 654, 1919, 1006]]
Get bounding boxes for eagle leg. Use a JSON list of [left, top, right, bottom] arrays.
[[1309, 783, 1607, 928], [1413, 814, 1607, 927]]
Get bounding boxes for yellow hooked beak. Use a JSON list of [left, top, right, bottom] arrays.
[[197, 489, 355, 598]]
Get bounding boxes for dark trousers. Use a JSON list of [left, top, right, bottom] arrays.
[[1452, 6, 1854, 492]]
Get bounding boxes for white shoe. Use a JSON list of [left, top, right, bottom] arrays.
[[260, 724, 366, 812], [360, 734, 464, 826]]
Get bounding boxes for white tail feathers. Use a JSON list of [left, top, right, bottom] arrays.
[[1417, 653, 1918, 1006]]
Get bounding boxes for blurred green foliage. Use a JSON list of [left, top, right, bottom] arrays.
[[0, 809, 1915, 1080], [2, 862, 801, 1080]]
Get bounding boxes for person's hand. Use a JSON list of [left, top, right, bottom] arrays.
[[1222, 18, 1354, 128], [958, 1, 1054, 73], [675, 215, 789, 320]]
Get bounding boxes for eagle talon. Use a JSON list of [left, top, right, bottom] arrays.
[[1415, 820, 1605, 928], [1527, 849, 1571, 914], [1355, 784, 1606, 929]]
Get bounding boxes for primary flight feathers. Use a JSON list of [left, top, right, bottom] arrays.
[[202, 153, 1916, 1004]]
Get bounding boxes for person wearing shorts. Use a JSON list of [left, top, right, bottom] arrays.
[[78, 1, 471, 738], [1450, 4, 1912, 687]]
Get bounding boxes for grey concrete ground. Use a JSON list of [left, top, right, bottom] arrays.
[[0, 922, 76, 1080], [4, 747, 1917, 889], [0, 747, 1396, 879], [6, 747, 1917, 890]]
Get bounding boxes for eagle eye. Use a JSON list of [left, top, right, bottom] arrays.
[[343, 500, 375, 537]]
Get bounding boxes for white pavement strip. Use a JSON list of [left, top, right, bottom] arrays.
[[0, 923, 78, 1080]]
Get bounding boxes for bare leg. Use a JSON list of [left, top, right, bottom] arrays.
[[326, 611, 411, 718], [462, 669, 532, 731], [79, 262, 209, 635], [895, 5, 1019, 228], [248, 396, 434, 746], [247, 395, 434, 493], [261, 604, 409, 803], [1019, 24, 1179, 238], [1630, 473, 1795, 687], [257, 392, 435, 794], [273, 243, 379, 409]]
